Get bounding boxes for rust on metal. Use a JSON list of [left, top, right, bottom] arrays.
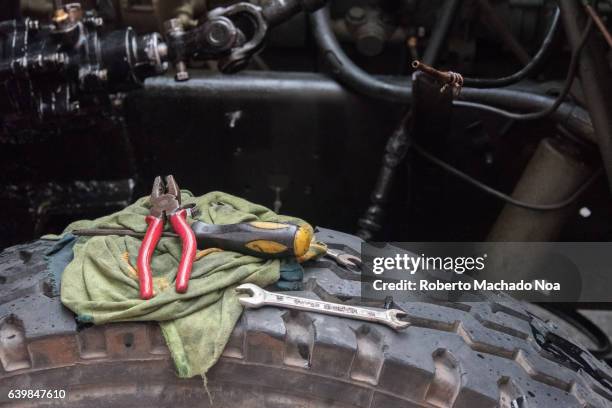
[[411, 60, 464, 95]]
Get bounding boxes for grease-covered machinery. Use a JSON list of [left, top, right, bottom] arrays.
[[0, 0, 325, 125]]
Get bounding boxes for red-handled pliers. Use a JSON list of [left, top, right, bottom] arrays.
[[136, 175, 197, 299]]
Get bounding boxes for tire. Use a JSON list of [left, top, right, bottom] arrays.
[[1, 228, 612, 407]]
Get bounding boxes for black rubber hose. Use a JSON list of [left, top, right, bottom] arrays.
[[462, 8, 561, 88], [311, 5, 561, 98], [457, 16, 593, 121], [422, 0, 462, 66], [311, 7, 411, 102], [457, 87, 595, 143], [310, 7, 595, 142]]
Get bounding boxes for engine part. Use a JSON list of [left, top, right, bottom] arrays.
[[462, 7, 561, 88], [2, 229, 612, 406], [487, 137, 594, 242], [422, 0, 461, 65], [357, 67, 455, 240], [455, 16, 593, 121], [164, 3, 264, 78], [310, 5, 595, 143], [164, 0, 326, 77], [0, 3, 166, 125], [131, 72, 597, 230], [0, 1, 328, 124], [559, 0, 612, 193], [357, 112, 412, 241], [339, 5, 393, 57]]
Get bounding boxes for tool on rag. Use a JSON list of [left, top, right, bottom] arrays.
[[137, 175, 197, 299]]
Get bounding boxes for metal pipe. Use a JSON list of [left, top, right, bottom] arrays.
[[559, 0, 612, 191], [262, 0, 327, 27], [422, 0, 461, 65], [309, 8, 594, 142], [144, 72, 596, 144], [487, 137, 593, 241]]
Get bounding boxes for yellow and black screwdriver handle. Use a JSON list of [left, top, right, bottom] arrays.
[[190, 221, 314, 259]]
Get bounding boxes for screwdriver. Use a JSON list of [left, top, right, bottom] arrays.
[[72, 221, 313, 259]]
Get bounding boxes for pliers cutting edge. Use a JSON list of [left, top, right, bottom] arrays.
[[137, 175, 197, 299]]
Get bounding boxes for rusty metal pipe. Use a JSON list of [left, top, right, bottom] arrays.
[[487, 138, 593, 242], [411, 60, 453, 83], [559, 0, 612, 192]]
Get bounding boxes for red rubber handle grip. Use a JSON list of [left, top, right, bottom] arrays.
[[170, 209, 197, 293], [136, 215, 164, 299]]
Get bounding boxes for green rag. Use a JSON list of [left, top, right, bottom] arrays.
[[59, 191, 307, 378]]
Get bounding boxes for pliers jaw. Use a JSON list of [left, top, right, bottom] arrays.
[[148, 175, 181, 219]]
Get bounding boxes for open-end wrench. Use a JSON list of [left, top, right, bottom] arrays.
[[236, 283, 410, 330], [325, 248, 362, 269]]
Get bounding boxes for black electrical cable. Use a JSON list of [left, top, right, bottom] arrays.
[[310, 6, 590, 126], [455, 16, 594, 120], [412, 143, 602, 211], [310, 7, 597, 142], [462, 8, 560, 88], [311, 5, 561, 97]]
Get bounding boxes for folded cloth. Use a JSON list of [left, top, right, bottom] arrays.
[[58, 191, 310, 378]]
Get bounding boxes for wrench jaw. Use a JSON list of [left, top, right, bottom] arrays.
[[325, 249, 362, 269], [236, 283, 266, 308], [385, 309, 410, 330]]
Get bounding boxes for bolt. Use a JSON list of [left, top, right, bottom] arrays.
[[346, 7, 366, 25], [579, 207, 592, 218], [27, 19, 40, 31], [226, 110, 243, 128], [86, 17, 104, 27], [64, 3, 83, 22], [96, 69, 108, 81], [175, 61, 189, 81], [356, 22, 386, 56], [157, 42, 168, 59], [207, 20, 233, 47], [164, 18, 183, 34]]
